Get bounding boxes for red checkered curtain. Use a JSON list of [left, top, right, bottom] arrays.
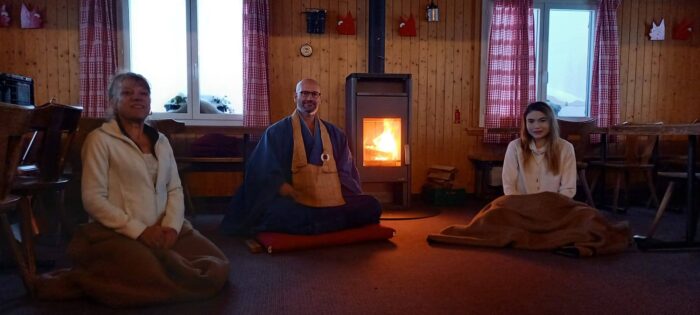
[[484, 0, 536, 143], [79, 0, 118, 118], [590, 0, 621, 138], [243, 0, 271, 127]]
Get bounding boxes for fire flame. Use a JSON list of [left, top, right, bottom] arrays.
[[365, 120, 400, 161]]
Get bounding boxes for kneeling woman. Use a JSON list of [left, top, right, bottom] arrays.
[[502, 101, 577, 198], [37, 73, 229, 306]]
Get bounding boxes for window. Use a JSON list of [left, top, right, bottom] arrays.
[[480, 0, 596, 122], [123, 0, 243, 125]]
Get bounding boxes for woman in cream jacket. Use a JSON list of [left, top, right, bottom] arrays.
[[37, 72, 229, 307]]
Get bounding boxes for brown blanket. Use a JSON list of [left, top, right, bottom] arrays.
[[36, 220, 230, 307], [428, 192, 631, 256]]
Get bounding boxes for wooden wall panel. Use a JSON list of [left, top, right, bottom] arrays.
[[269, 0, 700, 193], [619, 0, 700, 124], [2, 1, 700, 195], [269, 0, 484, 192], [0, 0, 80, 106]]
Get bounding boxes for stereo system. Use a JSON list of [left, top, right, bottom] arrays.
[[0, 73, 34, 106]]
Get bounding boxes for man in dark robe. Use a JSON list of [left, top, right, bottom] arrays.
[[220, 79, 381, 236]]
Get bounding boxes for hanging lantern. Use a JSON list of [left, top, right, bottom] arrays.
[[426, 1, 439, 22]]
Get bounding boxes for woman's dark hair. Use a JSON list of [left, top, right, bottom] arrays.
[[519, 101, 562, 174]]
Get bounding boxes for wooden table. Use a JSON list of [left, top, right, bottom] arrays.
[[604, 123, 700, 251]]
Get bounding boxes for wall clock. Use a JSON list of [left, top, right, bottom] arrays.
[[300, 43, 313, 57]]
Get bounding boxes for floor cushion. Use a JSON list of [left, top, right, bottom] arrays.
[[255, 224, 396, 253]]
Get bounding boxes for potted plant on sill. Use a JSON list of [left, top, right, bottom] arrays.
[[165, 94, 187, 112], [210, 95, 231, 114]]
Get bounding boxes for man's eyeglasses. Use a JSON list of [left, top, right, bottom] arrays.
[[298, 91, 321, 98]]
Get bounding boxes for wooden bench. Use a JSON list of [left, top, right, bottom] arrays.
[[149, 119, 265, 215]]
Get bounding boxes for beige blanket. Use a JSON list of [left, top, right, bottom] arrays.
[[36, 221, 230, 307], [428, 192, 631, 256]]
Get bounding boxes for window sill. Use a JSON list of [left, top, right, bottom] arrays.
[[169, 119, 244, 127], [149, 113, 244, 126]]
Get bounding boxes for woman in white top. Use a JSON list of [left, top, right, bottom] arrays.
[[502, 101, 577, 198], [37, 73, 229, 306]]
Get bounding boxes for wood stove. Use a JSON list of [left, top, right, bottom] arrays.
[[346, 73, 411, 208]]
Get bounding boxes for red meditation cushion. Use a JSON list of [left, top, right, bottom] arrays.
[[256, 224, 396, 253]]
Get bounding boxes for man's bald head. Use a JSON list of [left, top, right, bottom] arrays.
[[295, 79, 320, 93], [294, 78, 322, 117]]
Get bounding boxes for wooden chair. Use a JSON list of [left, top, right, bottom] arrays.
[[0, 102, 36, 295], [589, 132, 660, 212], [12, 102, 83, 243], [645, 171, 700, 238], [645, 119, 700, 237], [557, 118, 597, 207]]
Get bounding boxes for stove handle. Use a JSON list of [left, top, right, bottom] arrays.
[[404, 144, 410, 165]]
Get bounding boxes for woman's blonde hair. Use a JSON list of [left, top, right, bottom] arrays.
[[519, 101, 562, 174], [105, 72, 151, 119]]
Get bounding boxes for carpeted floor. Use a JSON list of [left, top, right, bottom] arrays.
[[1, 199, 699, 315]]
